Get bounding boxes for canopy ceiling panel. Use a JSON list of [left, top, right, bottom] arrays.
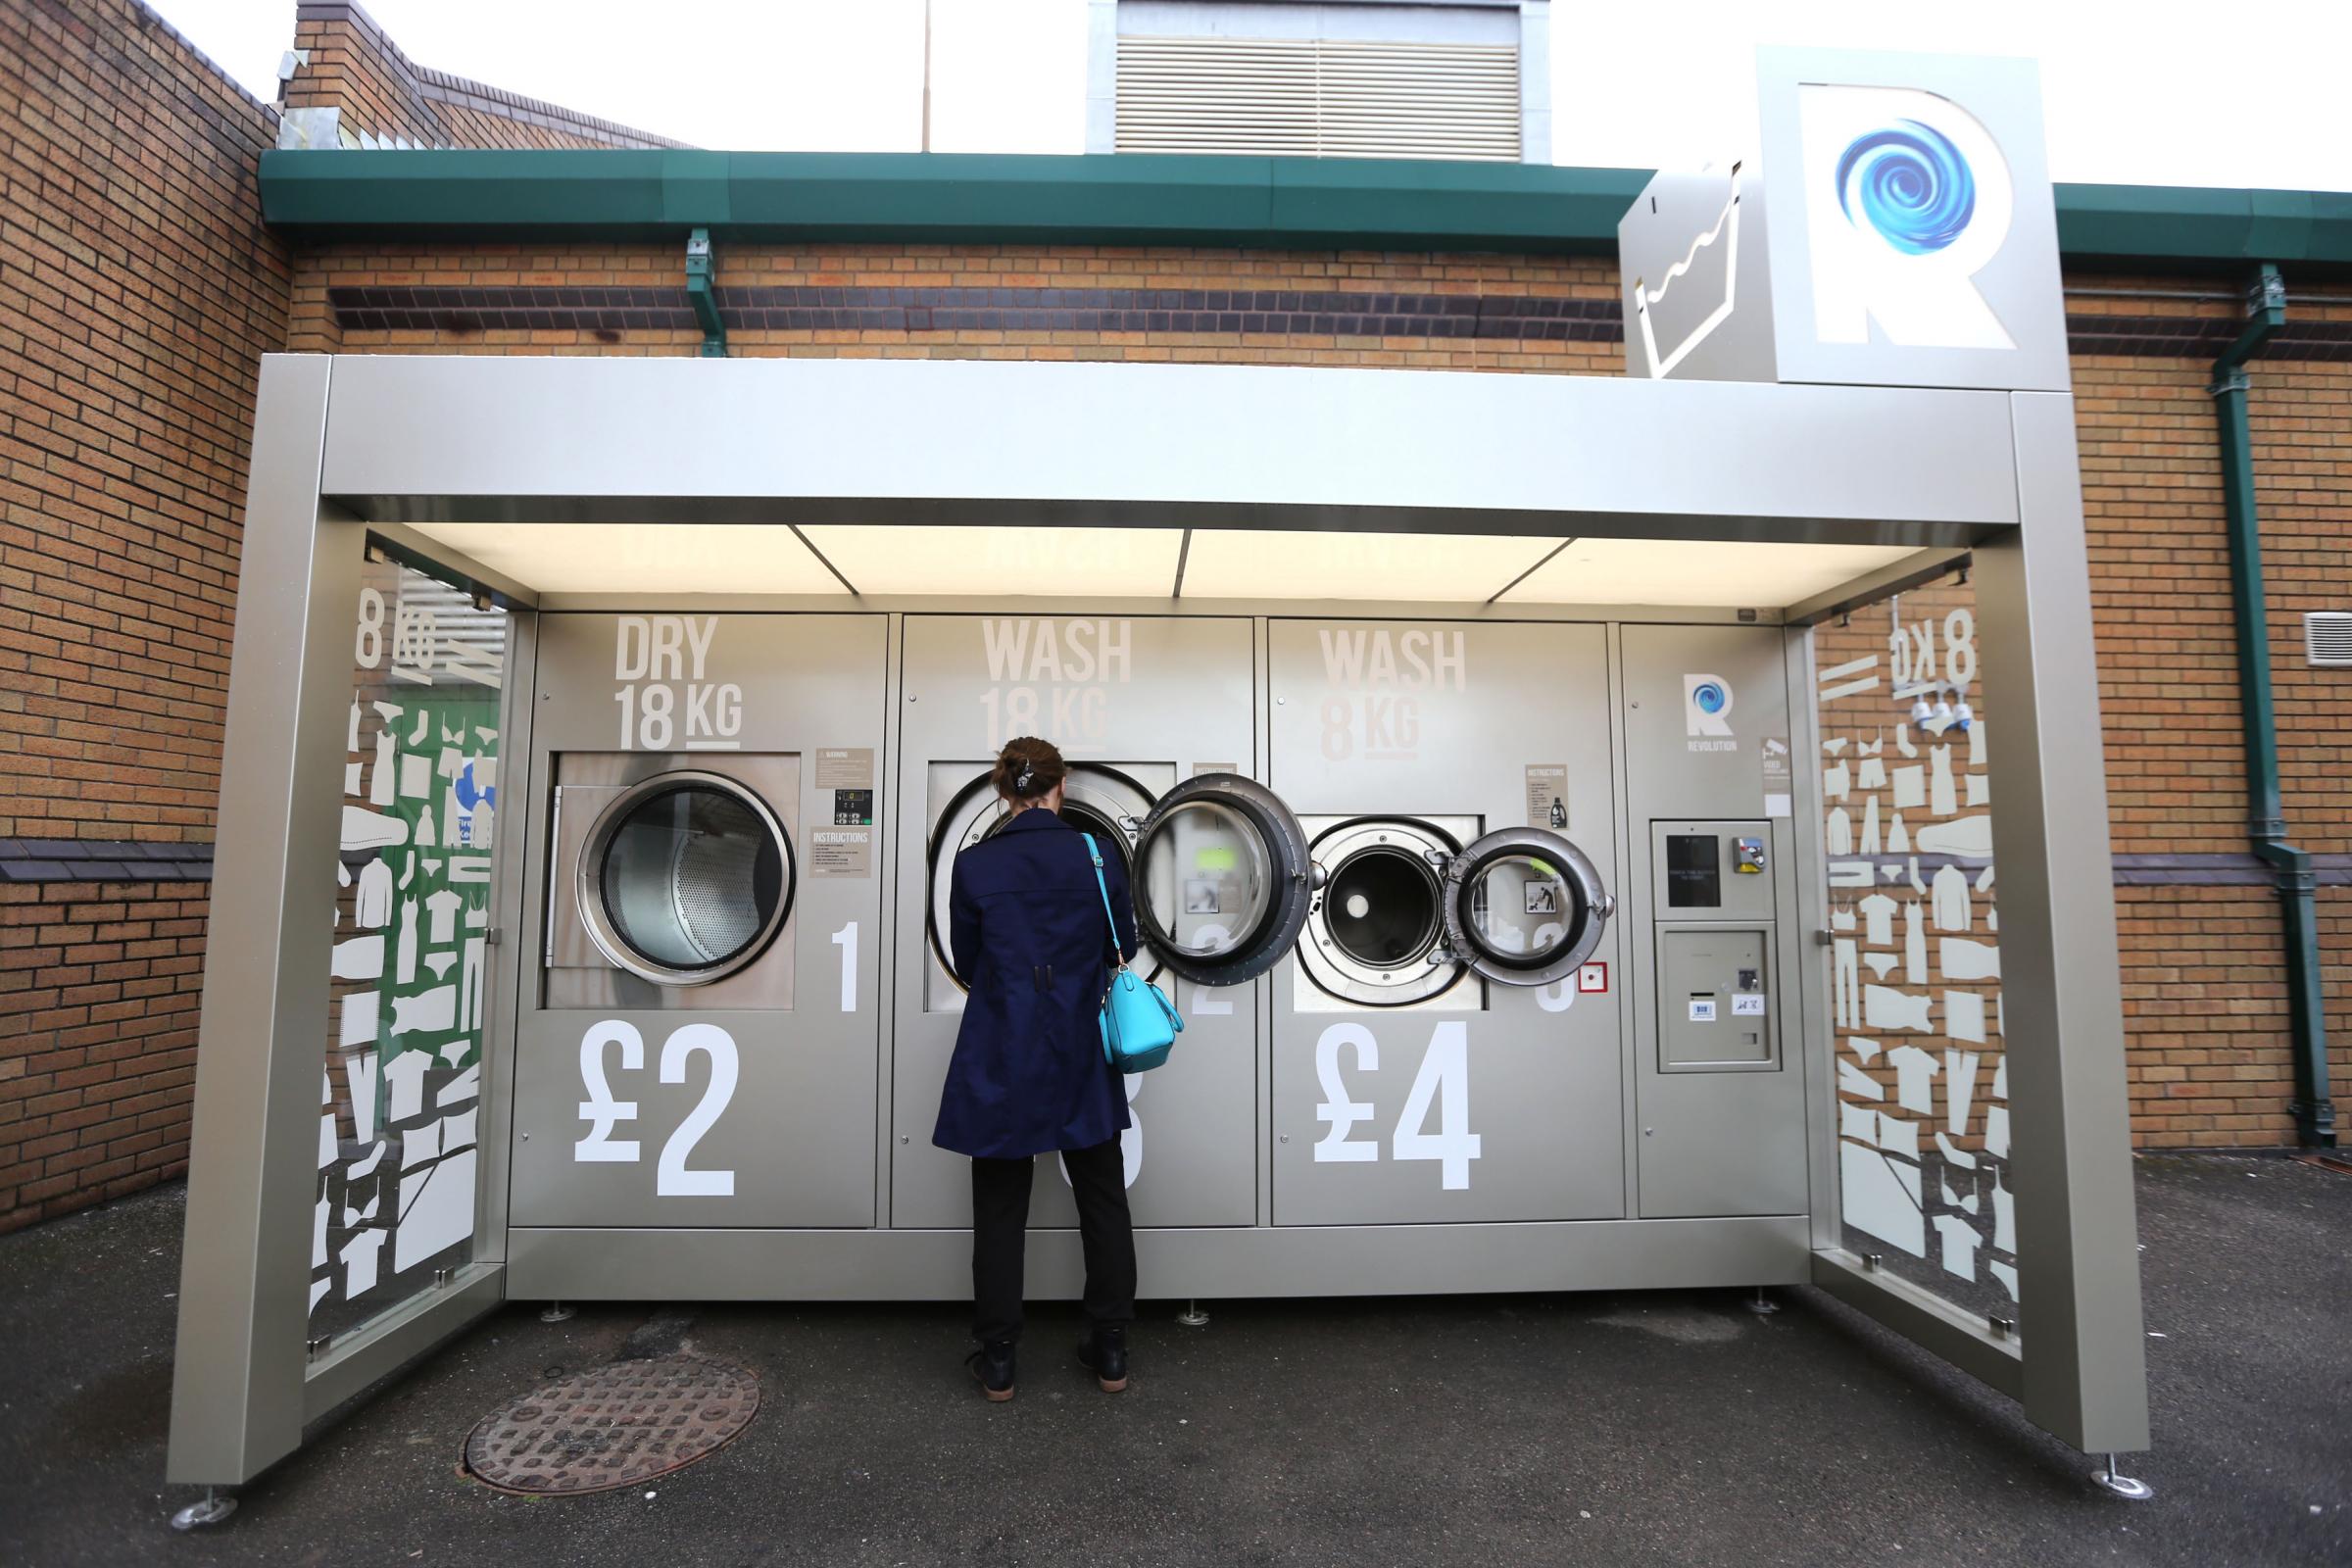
[[408, 522, 848, 596], [800, 524, 1184, 596], [1179, 527, 1560, 602], [1498, 538, 1922, 607]]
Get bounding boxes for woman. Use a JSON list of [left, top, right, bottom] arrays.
[[934, 736, 1142, 1401]]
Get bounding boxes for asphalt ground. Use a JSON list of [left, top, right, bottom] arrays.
[[1, 1152, 2345, 1567]]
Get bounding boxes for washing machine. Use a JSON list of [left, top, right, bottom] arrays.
[[1265, 618, 1630, 1227], [889, 613, 1311, 1230], [509, 613, 891, 1234]]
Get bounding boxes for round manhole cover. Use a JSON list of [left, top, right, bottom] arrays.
[[465, 1355, 760, 1495]]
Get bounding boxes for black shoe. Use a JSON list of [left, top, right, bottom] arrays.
[[966, 1340, 1016, 1402], [1077, 1326, 1128, 1393]]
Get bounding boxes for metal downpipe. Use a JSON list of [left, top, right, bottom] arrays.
[[2210, 264, 2334, 1148]]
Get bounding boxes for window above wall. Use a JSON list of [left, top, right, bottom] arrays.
[[1094, 1, 1549, 163]]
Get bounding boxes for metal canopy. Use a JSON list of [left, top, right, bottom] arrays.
[[318, 356, 2016, 547]]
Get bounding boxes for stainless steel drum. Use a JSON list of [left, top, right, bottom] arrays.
[[581, 773, 793, 985]]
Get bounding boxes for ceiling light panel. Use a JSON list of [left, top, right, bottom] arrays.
[[1180, 528, 1563, 602], [1500, 538, 1921, 607], [798, 526, 1184, 596], [408, 523, 848, 596]]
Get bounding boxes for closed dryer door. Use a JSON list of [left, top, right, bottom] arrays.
[[1131, 773, 1314, 986], [1442, 827, 1612, 988], [577, 770, 794, 987]]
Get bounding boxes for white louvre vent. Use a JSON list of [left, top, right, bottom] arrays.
[[1116, 36, 1520, 161], [2306, 612, 2352, 667]]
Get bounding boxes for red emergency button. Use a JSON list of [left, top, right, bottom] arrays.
[[1578, 962, 1608, 994]]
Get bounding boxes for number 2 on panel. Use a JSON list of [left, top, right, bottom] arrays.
[[575, 1019, 739, 1197], [1311, 1020, 1481, 1190]]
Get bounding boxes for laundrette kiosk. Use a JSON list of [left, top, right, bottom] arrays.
[[168, 48, 2151, 1494]]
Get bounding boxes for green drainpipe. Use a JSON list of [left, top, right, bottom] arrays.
[[2211, 263, 2334, 1148], [686, 227, 726, 358]]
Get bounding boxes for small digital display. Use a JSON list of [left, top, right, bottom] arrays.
[[1666, 834, 1721, 907]]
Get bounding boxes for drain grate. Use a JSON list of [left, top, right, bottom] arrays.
[[464, 1354, 760, 1495]]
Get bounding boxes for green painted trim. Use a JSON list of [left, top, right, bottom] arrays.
[[259, 149, 2352, 269]]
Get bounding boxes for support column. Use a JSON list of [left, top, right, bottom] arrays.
[[167, 356, 364, 1485], [1972, 390, 2150, 1454]]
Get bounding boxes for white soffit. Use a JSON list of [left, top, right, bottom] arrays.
[[408, 523, 848, 596], [1499, 539, 1921, 607], [800, 525, 1185, 597], [1180, 528, 1562, 602]]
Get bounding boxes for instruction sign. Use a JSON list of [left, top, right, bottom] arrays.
[[811, 747, 875, 877], [1524, 763, 1569, 829]]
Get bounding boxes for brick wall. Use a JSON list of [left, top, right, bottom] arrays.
[[0, 0, 677, 1231], [281, 1, 682, 151], [0, 881, 207, 1220]]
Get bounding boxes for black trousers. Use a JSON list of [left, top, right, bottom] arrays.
[[970, 1135, 1137, 1345]]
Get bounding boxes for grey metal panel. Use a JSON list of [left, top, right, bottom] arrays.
[[1619, 161, 1777, 383], [1621, 628, 1808, 1220], [1265, 620, 1624, 1226], [168, 357, 351, 1487], [1786, 626, 1843, 1253], [1978, 393, 2150, 1452], [1657, 925, 1774, 1069], [509, 1215, 1813, 1301], [890, 614, 1261, 1230], [316, 357, 2022, 539], [469, 601, 537, 1271], [511, 613, 889, 1231]]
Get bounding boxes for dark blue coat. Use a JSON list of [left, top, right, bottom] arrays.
[[933, 808, 1142, 1159]]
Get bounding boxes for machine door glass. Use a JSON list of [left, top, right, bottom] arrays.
[[1131, 773, 1314, 986], [1443, 827, 1613, 987], [580, 771, 794, 985]]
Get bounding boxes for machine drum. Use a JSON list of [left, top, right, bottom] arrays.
[[1441, 827, 1613, 988], [583, 774, 794, 985], [1324, 846, 1443, 968]]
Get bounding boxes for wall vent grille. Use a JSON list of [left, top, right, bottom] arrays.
[[2306, 612, 2352, 667], [1116, 36, 1520, 161]]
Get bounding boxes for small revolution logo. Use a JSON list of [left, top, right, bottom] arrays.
[[1684, 674, 1735, 737]]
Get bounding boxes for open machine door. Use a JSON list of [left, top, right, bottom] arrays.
[[1130, 772, 1315, 986], [1441, 827, 1614, 988]]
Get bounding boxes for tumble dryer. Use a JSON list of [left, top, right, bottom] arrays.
[[509, 613, 891, 1233]]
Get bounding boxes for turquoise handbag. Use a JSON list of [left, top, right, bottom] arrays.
[[1083, 833, 1182, 1072]]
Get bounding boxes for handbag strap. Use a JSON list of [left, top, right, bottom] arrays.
[[1081, 834, 1125, 967]]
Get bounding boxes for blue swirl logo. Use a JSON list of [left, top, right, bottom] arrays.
[[1691, 682, 1728, 715], [1834, 121, 1976, 255]]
